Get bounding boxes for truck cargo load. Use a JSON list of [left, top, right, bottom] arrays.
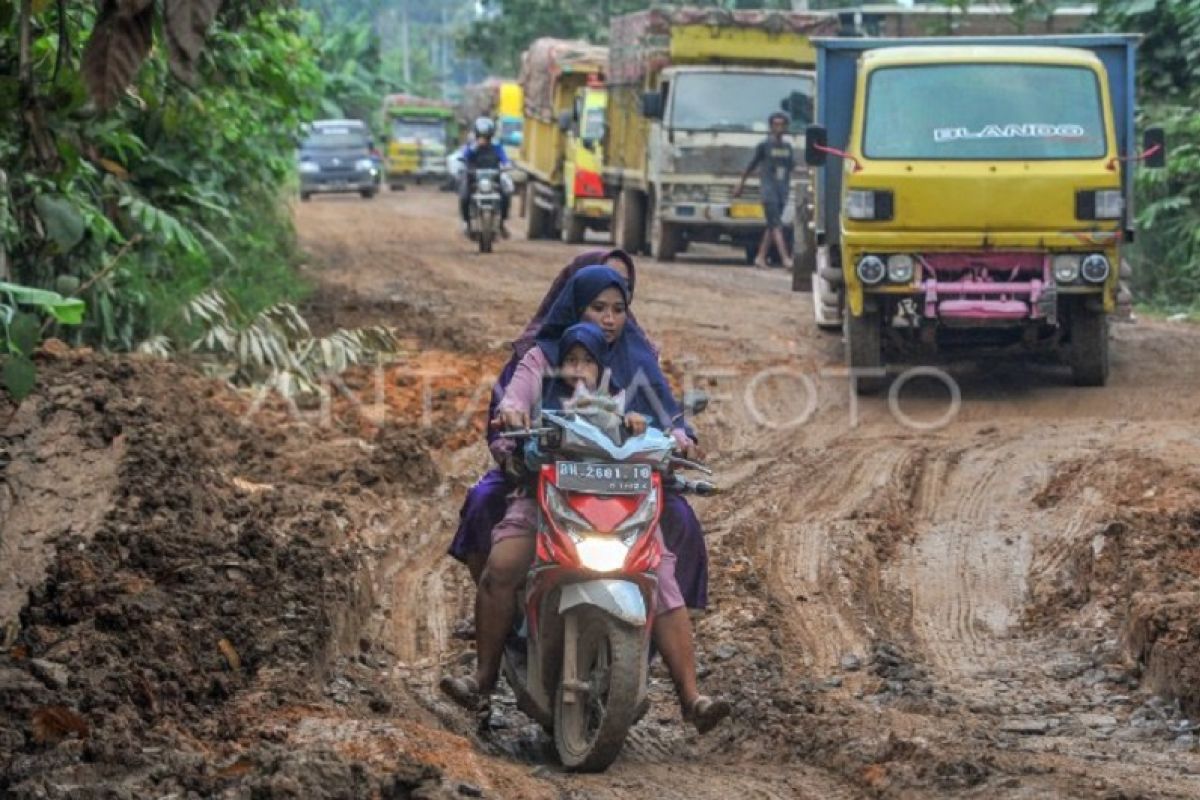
[[520, 38, 607, 122], [608, 7, 835, 85]]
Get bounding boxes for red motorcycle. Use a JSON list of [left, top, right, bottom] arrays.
[[499, 397, 711, 771]]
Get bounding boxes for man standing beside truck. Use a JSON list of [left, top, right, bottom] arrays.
[[735, 112, 795, 269]]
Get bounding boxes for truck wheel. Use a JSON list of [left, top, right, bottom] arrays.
[[563, 211, 587, 244], [554, 609, 641, 772], [300, 192, 312, 202], [526, 183, 548, 240], [743, 244, 758, 266], [1069, 303, 1109, 386], [648, 203, 678, 262], [390, 182, 405, 192], [614, 190, 644, 254], [846, 308, 886, 395], [360, 188, 377, 200]]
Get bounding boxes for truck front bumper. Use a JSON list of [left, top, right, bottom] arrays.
[[847, 249, 1117, 323]]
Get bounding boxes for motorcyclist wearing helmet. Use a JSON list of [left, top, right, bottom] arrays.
[[460, 117, 513, 238]]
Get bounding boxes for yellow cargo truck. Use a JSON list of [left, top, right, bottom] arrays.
[[805, 35, 1164, 390], [517, 39, 613, 243], [381, 94, 454, 190], [605, 8, 836, 262]]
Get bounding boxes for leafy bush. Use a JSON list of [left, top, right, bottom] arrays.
[[1097, 0, 1200, 310], [1, 281, 85, 400], [0, 4, 323, 352]]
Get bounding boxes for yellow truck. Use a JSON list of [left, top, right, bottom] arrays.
[[380, 94, 454, 190], [604, 8, 836, 262], [805, 36, 1164, 391], [517, 39, 612, 243], [461, 79, 525, 150]]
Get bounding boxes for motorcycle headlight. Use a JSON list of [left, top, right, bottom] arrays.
[[354, 158, 374, 172], [1081, 253, 1111, 284], [1053, 254, 1081, 284], [575, 537, 631, 572], [886, 254, 915, 284], [299, 161, 319, 174], [856, 254, 886, 285], [477, 178, 494, 193]]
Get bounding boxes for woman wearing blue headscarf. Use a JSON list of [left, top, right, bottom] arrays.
[[443, 265, 730, 735], [449, 252, 710, 614]]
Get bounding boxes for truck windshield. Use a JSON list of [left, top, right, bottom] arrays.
[[864, 64, 1106, 160], [582, 107, 605, 142], [391, 119, 445, 140], [670, 72, 814, 133]]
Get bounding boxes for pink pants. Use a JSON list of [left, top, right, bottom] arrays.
[[493, 497, 684, 613]]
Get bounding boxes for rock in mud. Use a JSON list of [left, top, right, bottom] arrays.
[[1000, 718, 1054, 735]]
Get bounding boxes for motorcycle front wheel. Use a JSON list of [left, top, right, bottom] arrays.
[[554, 608, 642, 772]]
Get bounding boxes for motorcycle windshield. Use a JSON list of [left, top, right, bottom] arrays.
[[542, 411, 674, 464]]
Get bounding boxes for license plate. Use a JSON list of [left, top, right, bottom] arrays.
[[556, 462, 652, 495], [730, 203, 764, 219]]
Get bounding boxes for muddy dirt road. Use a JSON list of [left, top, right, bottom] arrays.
[[4, 187, 1200, 798]]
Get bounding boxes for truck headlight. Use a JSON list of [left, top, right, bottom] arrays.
[[299, 161, 319, 174], [1053, 255, 1081, 284], [575, 537, 630, 572], [1076, 189, 1124, 220], [857, 255, 886, 285], [846, 189, 894, 221], [354, 158, 375, 172], [1081, 254, 1111, 284], [887, 254, 915, 284]]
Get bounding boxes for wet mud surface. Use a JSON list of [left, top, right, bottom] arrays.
[[4, 189, 1200, 797]]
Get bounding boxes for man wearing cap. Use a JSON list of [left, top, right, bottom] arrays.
[[734, 112, 795, 269]]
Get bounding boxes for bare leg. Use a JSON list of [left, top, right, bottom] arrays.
[[754, 229, 771, 267], [473, 536, 536, 693], [466, 552, 486, 585], [771, 227, 793, 266], [653, 607, 700, 709]]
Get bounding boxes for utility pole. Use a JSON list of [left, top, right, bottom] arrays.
[[401, 0, 412, 89]]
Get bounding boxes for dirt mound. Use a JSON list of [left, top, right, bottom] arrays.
[[0, 350, 448, 798], [1027, 454, 1200, 715]]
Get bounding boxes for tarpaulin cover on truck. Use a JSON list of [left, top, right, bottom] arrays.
[[382, 94, 453, 116], [460, 78, 507, 124], [608, 7, 837, 86], [519, 38, 606, 121]]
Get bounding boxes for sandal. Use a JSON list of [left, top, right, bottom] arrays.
[[684, 695, 731, 735], [438, 675, 493, 733]]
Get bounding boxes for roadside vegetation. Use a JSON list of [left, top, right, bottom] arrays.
[[1097, 0, 1200, 315]]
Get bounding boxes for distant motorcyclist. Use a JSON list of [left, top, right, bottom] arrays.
[[460, 117, 513, 238]]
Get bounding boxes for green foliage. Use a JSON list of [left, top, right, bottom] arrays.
[[1096, 0, 1200, 309], [1, 281, 86, 400], [1, 4, 323, 353], [153, 288, 401, 399]]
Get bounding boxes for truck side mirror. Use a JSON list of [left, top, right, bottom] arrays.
[[640, 92, 663, 120], [1143, 127, 1166, 169], [558, 111, 573, 133], [804, 125, 828, 167]]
